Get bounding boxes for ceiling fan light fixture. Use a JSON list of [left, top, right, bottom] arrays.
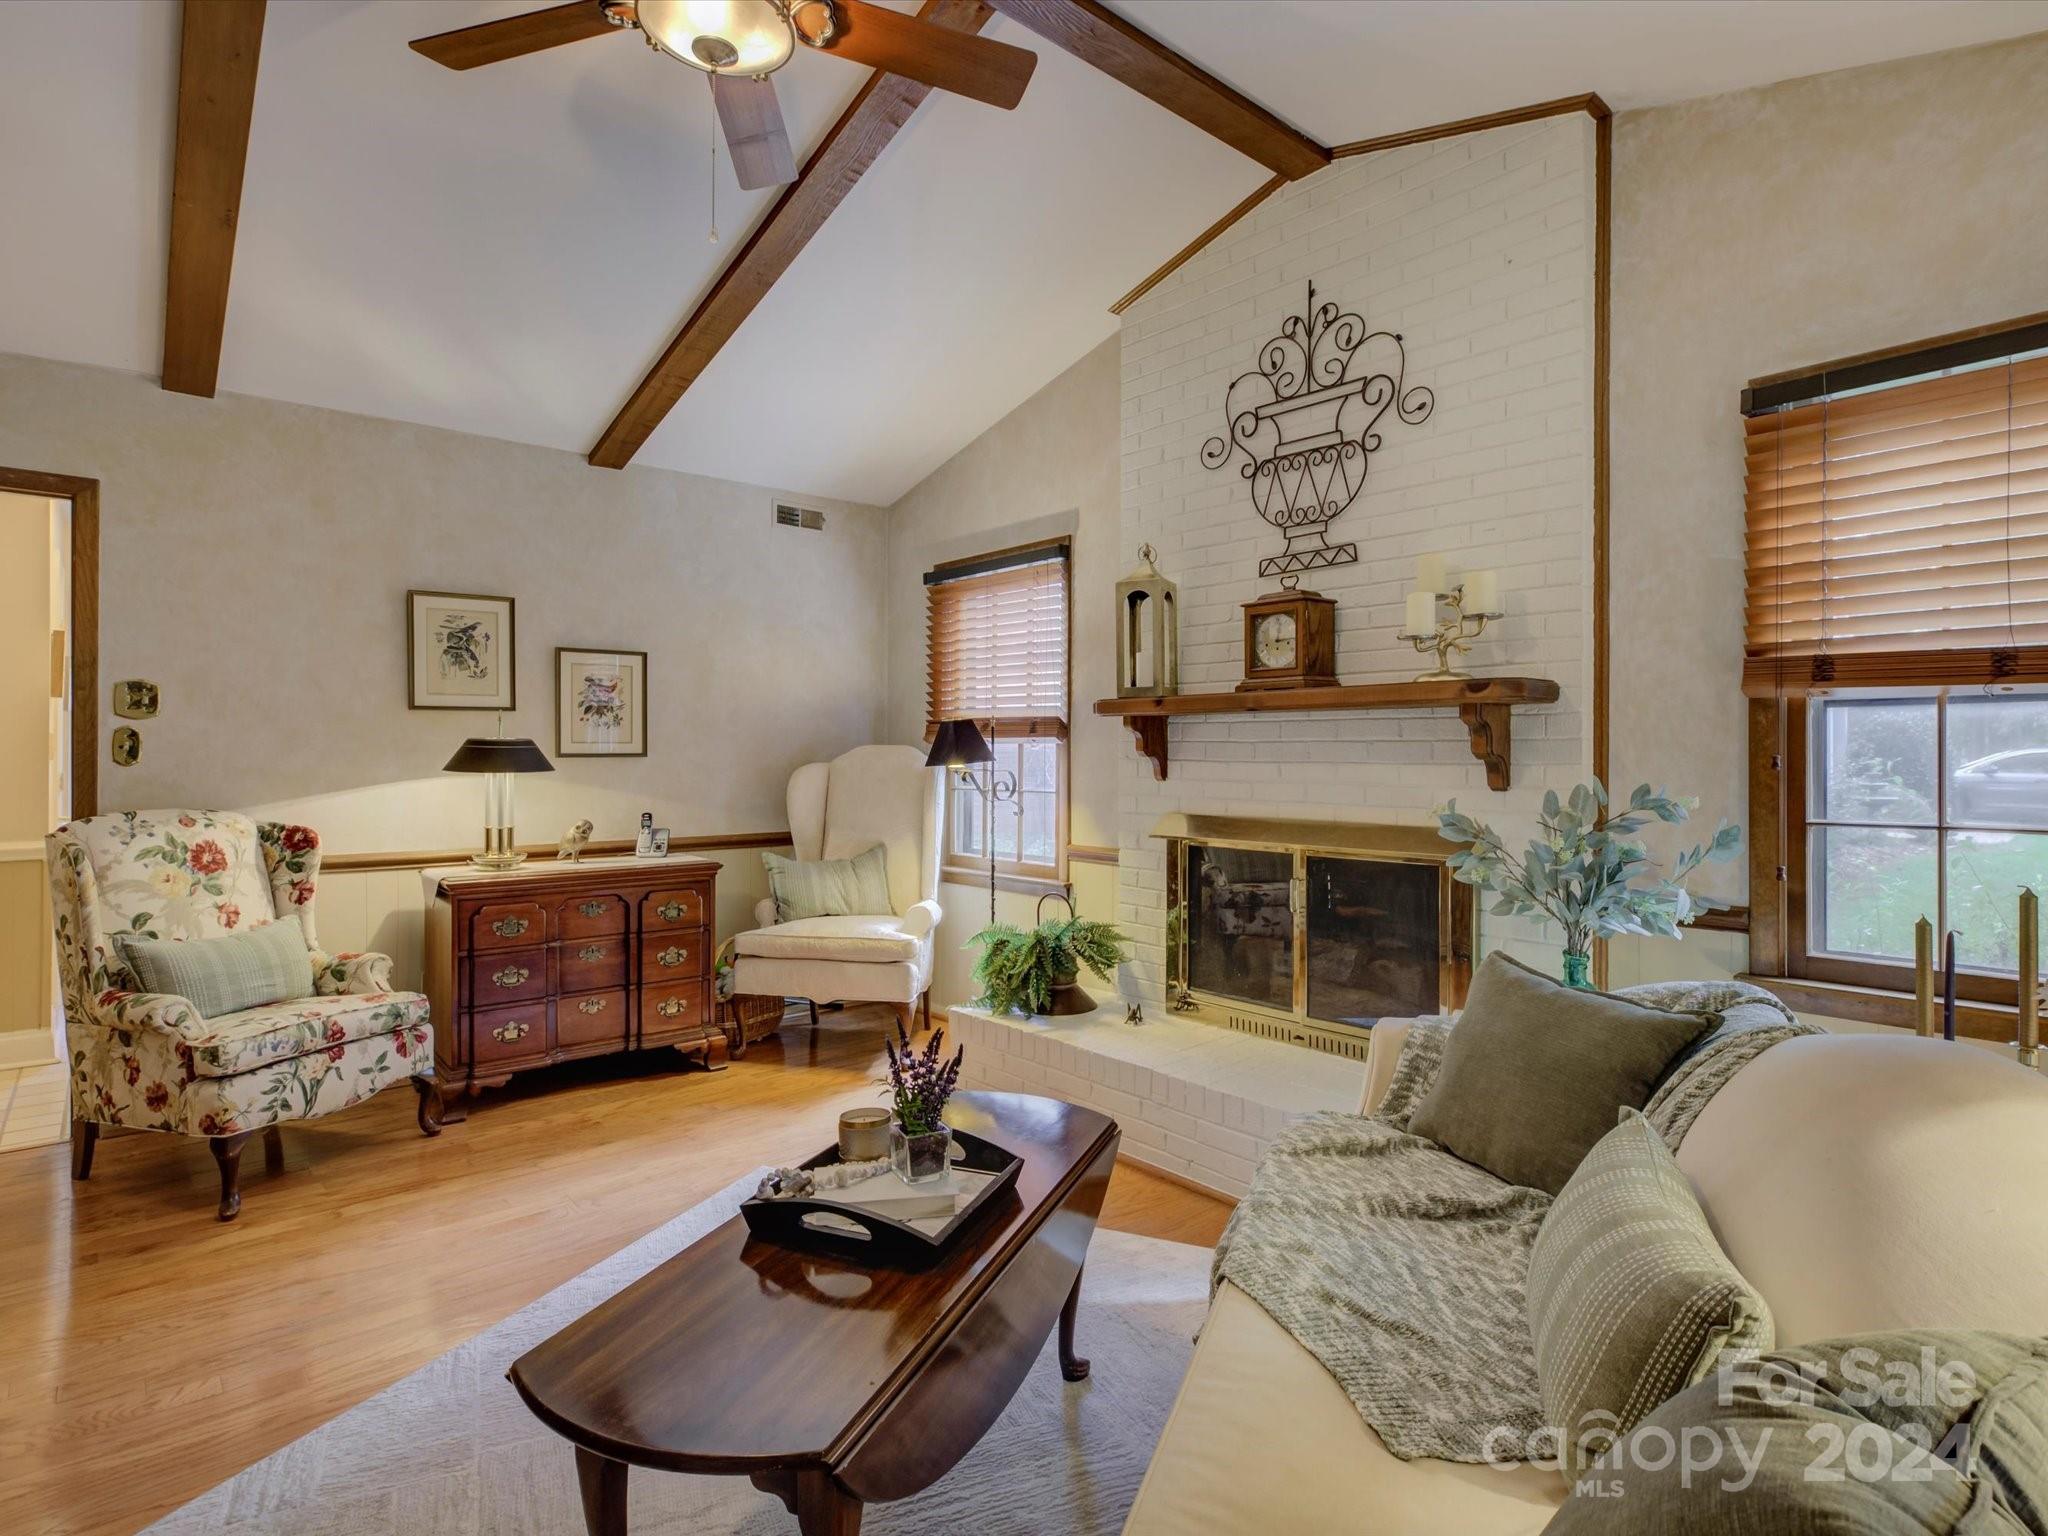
[[634, 0, 795, 77], [787, 0, 838, 48]]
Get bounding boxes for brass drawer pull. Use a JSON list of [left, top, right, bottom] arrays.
[[656, 899, 688, 922], [656, 996, 686, 1018], [491, 1019, 531, 1043], [655, 945, 689, 968], [578, 900, 608, 919], [577, 997, 607, 1015], [491, 916, 530, 938], [577, 944, 607, 962], [491, 964, 530, 988]]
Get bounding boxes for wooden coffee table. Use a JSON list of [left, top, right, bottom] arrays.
[[509, 1092, 1120, 1535]]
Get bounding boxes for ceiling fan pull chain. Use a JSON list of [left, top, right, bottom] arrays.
[[706, 72, 720, 245]]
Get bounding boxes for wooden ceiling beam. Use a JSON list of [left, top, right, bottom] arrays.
[[162, 0, 267, 398], [589, 0, 994, 470], [982, 0, 1327, 180]]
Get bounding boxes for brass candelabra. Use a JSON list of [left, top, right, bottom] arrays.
[[1396, 584, 1504, 682]]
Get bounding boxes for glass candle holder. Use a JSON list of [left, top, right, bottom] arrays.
[[837, 1107, 890, 1163]]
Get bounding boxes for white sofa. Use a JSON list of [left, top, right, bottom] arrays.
[[730, 745, 943, 1036], [1125, 1027, 2048, 1534]]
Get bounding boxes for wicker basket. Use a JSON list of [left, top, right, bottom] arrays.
[[721, 993, 788, 1059]]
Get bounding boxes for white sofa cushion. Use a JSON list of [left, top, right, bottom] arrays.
[[1674, 1033, 2048, 1345], [733, 914, 924, 964], [729, 954, 925, 1005], [1124, 1281, 1564, 1536]]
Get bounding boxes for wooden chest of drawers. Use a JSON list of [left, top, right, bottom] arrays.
[[424, 856, 723, 1105]]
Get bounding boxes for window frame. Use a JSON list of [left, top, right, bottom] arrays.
[[1740, 312, 2048, 1037], [1784, 690, 2035, 1006], [924, 538, 1072, 893], [941, 733, 1070, 892]]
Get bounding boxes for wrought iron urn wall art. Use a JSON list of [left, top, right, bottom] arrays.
[[1202, 281, 1434, 584]]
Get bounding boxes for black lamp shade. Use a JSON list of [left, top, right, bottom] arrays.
[[443, 737, 554, 774], [925, 718, 994, 769]]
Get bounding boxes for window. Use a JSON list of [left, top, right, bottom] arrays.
[[1796, 693, 2048, 997], [925, 541, 1069, 884], [1746, 315, 2048, 1017], [1743, 330, 2048, 695]]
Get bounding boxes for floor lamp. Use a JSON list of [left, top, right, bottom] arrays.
[[925, 718, 1017, 925]]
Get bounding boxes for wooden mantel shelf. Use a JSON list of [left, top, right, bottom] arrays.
[[1092, 677, 1562, 790]]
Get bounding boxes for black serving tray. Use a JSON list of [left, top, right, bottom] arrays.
[[739, 1127, 1024, 1265]]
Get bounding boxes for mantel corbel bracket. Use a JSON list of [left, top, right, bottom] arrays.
[[1127, 717, 1168, 781], [1457, 703, 1512, 791]]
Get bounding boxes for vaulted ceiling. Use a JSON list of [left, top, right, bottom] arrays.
[[2, 0, 2044, 506]]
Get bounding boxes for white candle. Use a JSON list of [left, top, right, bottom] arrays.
[[1464, 569, 1501, 615], [1913, 915, 1935, 1037], [2021, 888, 2039, 1054], [1415, 553, 1447, 596], [1403, 590, 1437, 637]]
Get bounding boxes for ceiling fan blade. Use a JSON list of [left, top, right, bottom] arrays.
[[809, 0, 1036, 110], [712, 74, 799, 190], [409, 2, 619, 71]]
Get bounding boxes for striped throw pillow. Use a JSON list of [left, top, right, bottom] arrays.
[[762, 844, 893, 921], [117, 915, 316, 1019], [1526, 1108, 1774, 1474]]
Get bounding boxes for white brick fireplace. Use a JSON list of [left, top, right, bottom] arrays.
[[959, 114, 1601, 1198], [1115, 112, 1599, 1012]]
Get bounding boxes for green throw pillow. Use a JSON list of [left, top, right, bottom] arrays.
[[1542, 1330, 2048, 1533], [1528, 1108, 1774, 1474], [1407, 952, 1716, 1194], [762, 844, 893, 921], [116, 915, 315, 1019]]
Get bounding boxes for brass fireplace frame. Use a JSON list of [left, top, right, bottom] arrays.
[[1157, 813, 1475, 1057]]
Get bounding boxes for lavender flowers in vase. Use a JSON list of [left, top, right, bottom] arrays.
[[884, 1019, 964, 1185]]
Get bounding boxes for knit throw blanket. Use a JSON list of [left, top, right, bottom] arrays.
[[1211, 981, 1818, 1463]]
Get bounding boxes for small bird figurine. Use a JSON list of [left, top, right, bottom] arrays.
[[557, 819, 594, 862]]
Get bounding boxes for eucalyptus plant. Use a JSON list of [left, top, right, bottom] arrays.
[[1436, 780, 1740, 958], [970, 914, 1130, 1017]]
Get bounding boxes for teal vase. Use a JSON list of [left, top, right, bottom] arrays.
[[1561, 951, 1592, 990]]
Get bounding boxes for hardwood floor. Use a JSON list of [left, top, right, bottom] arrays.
[[0, 1005, 1232, 1536]]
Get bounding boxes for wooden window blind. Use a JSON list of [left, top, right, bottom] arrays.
[[1743, 339, 2048, 696], [925, 542, 1069, 737]]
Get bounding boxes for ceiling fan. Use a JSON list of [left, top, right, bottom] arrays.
[[410, 1, 1038, 191]]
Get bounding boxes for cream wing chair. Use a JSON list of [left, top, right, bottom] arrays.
[[731, 746, 943, 1036], [49, 810, 440, 1221]]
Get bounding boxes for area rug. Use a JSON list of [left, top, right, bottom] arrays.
[[145, 1172, 1211, 1536]]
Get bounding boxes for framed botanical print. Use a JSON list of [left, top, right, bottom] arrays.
[[409, 590, 516, 711], [556, 646, 648, 757]]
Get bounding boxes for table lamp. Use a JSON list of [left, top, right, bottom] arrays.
[[444, 736, 553, 869]]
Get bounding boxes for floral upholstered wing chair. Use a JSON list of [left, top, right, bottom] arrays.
[[48, 810, 441, 1220]]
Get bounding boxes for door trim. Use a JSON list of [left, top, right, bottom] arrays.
[[0, 467, 98, 818]]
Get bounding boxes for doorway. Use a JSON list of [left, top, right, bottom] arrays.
[[0, 467, 97, 1150]]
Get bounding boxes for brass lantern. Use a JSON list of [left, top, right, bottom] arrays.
[[1117, 544, 1179, 698]]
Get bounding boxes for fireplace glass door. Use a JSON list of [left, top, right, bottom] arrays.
[[1176, 834, 1455, 1036], [1185, 842, 1294, 1013], [1305, 855, 1440, 1028]]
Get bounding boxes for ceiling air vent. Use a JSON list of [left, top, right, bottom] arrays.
[[774, 502, 825, 531]]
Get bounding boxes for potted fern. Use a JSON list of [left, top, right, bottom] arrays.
[[971, 895, 1130, 1017]]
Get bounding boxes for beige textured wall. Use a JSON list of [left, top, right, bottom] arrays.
[[0, 352, 891, 859], [1610, 31, 2048, 906], [883, 337, 1123, 1006]]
